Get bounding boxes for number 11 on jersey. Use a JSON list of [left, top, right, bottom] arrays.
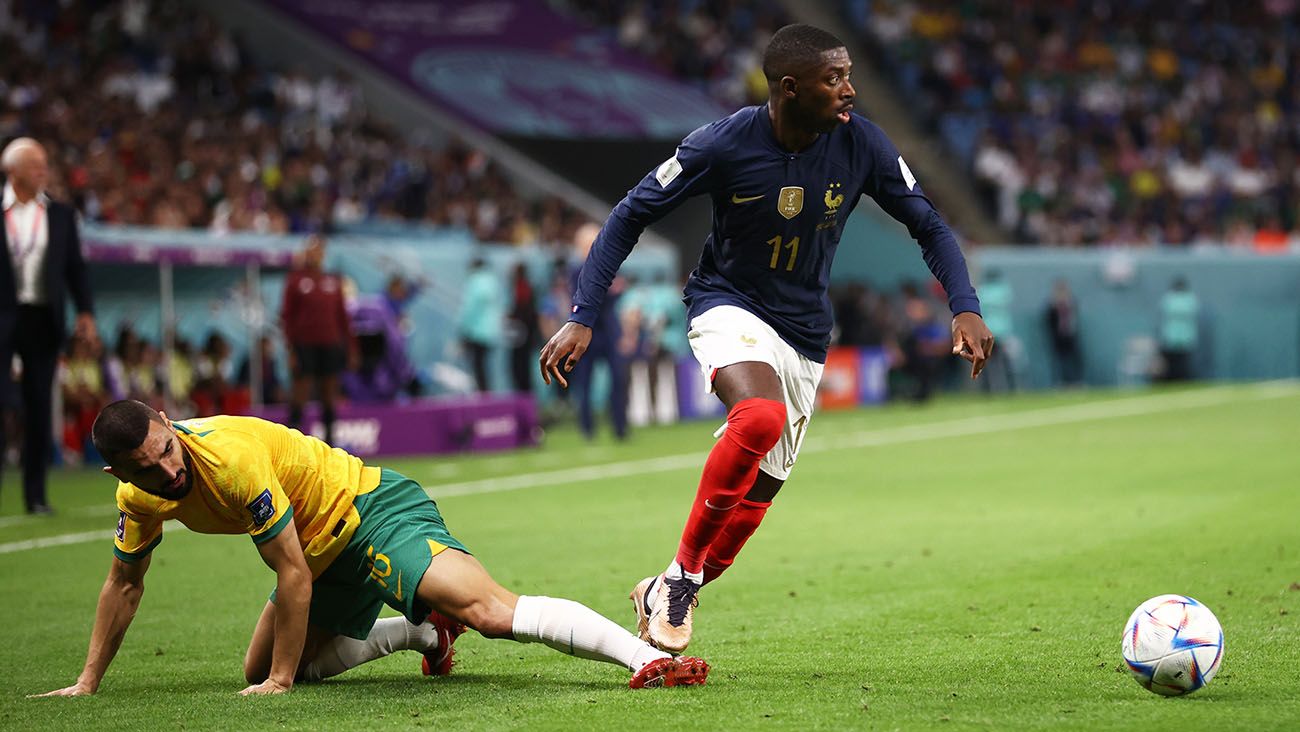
[[766, 235, 800, 271]]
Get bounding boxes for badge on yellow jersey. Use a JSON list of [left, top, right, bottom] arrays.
[[248, 489, 276, 527]]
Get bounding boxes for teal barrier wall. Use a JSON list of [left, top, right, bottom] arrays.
[[828, 214, 1300, 388], [969, 248, 1300, 387]]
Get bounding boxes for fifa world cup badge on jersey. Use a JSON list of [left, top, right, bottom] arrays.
[[247, 489, 276, 527], [778, 186, 804, 219]]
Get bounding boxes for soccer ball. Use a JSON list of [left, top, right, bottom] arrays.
[[1121, 594, 1224, 696]]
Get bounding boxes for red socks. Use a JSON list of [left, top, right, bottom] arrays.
[[702, 498, 771, 585], [675, 398, 785, 575]]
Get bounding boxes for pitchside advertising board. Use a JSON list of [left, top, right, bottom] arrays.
[[251, 395, 540, 457], [263, 0, 729, 139]]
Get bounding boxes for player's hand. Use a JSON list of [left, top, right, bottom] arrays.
[[538, 322, 592, 389], [951, 312, 994, 379], [29, 681, 95, 698], [239, 678, 292, 696]]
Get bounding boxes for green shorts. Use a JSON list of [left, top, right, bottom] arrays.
[[270, 468, 470, 640]]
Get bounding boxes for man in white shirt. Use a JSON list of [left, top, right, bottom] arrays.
[[1, 137, 96, 515]]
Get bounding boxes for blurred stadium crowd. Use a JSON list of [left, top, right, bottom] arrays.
[[0, 0, 592, 245], [845, 0, 1300, 248]]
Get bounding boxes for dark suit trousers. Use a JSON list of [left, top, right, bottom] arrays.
[[0, 305, 60, 510]]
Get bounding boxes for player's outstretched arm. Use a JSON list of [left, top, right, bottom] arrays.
[[31, 555, 151, 697], [951, 312, 995, 378], [539, 321, 592, 389], [241, 517, 311, 696]]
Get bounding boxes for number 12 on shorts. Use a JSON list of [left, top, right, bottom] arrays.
[[767, 235, 800, 271]]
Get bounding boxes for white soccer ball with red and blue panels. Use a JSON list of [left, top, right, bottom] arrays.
[[1121, 594, 1224, 696]]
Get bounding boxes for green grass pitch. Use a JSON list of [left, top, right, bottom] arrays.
[[2, 382, 1298, 730]]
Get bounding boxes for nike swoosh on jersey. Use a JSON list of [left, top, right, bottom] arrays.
[[731, 193, 764, 204]]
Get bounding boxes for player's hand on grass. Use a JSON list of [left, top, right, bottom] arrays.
[[951, 312, 994, 379], [30, 681, 95, 698], [539, 322, 592, 389], [239, 678, 292, 696]]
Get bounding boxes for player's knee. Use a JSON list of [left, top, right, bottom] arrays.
[[727, 398, 786, 454]]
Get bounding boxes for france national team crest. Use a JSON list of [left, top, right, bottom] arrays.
[[247, 489, 276, 527], [778, 186, 804, 219]]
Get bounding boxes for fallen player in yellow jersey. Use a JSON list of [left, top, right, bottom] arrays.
[[34, 400, 708, 696]]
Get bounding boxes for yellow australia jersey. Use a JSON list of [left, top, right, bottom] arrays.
[[113, 415, 381, 578]]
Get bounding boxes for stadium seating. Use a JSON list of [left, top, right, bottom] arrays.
[[842, 0, 1300, 247], [0, 1, 590, 247]]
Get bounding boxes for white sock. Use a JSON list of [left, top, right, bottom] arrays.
[[300, 617, 437, 681], [511, 595, 671, 672], [665, 561, 703, 585]]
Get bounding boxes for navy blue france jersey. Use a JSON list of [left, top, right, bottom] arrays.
[[570, 105, 981, 363]]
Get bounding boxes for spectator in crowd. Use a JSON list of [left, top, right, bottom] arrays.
[[59, 331, 109, 465], [898, 283, 948, 403], [1045, 278, 1083, 386], [506, 262, 541, 395], [165, 334, 196, 418], [344, 291, 421, 403], [0, 137, 96, 514], [619, 270, 683, 424], [280, 234, 352, 444], [382, 274, 422, 321], [457, 257, 502, 394], [105, 325, 161, 407], [193, 330, 245, 415], [1158, 276, 1200, 381], [236, 334, 284, 406], [565, 224, 629, 441]]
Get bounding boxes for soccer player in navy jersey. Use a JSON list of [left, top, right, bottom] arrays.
[[539, 24, 994, 653]]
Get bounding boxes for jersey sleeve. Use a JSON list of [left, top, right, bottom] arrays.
[[224, 449, 294, 545], [114, 507, 163, 563], [860, 123, 981, 317], [570, 125, 718, 327]]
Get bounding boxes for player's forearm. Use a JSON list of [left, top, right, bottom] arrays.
[[571, 214, 642, 327], [77, 575, 145, 691], [915, 211, 981, 315], [268, 566, 311, 687]]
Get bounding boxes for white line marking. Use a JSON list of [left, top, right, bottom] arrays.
[[1, 383, 1295, 555], [0, 530, 111, 554], [0, 504, 119, 528], [0, 520, 187, 555]]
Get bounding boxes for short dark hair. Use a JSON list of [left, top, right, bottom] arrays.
[[763, 24, 846, 82], [92, 400, 166, 463]]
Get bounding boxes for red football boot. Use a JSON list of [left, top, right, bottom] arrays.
[[628, 656, 710, 689], [421, 609, 467, 676]]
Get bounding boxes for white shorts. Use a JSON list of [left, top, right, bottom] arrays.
[[687, 305, 824, 481]]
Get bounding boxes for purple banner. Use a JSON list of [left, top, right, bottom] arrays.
[[252, 394, 540, 457], [675, 356, 725, 421], [85, 241, 296, 267], [261, 0, 729, 138]]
